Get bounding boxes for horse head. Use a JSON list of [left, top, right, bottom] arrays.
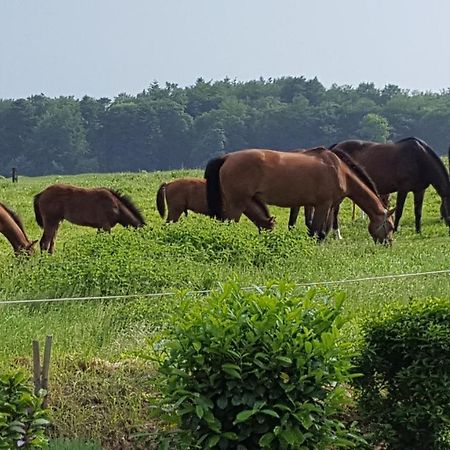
[[368, 208, 395, 245], [15, 239, 38, 257]]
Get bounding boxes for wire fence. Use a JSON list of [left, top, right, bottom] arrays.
[[1, 267, 449, 306]]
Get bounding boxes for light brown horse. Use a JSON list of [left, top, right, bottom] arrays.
[[0, 202, 37, 255], [329, 137, 450, 233], [34, 184, 145, 253], [205, 147, 395, 243], [156, 177, 276, 229]]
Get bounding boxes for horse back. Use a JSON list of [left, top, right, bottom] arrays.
[[166, 178, 208, 215]]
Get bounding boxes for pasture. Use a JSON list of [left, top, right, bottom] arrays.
[[0, 169, 449, 448]]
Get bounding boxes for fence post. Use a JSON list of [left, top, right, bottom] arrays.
[[32, 340, 41, 396], [11, 167, 18, 183], [32, 336, 53, 406]]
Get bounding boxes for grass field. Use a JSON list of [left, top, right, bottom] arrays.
[[0, 170, 449, 448]]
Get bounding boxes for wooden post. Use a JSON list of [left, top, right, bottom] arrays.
[[41, 336, 52, 407], [32, 336, 52, 406], [11, 167, 18, 183], [32, 340, 41, 396]]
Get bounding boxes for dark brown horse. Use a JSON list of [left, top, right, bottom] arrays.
[[0, 202, 37, 255], [157, 177, 275, 229], [328, 137, 450, 233], [34, 184, 145, 253], [205, 147, 394, 243]]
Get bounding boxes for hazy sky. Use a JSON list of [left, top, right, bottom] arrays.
[[1, 0, 450, 99]]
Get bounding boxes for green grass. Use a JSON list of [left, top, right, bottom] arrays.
[[0, 170, 449, 448]]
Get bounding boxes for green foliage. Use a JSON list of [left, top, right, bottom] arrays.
[[158, 283, 365, 449], [354, 298, 450, 449], [0, 371, 50, 449], [45, 439, 103, 450], [2, 77, 450, 176]]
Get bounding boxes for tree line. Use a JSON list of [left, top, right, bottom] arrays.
[[1, 77, 450, 176]]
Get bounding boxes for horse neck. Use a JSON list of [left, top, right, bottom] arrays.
[[345, 171, 385, 220], [1, 220, 30, 253], [425, 156, 450, 197]]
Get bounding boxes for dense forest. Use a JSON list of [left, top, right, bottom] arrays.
[[1, 76, 450, 176]]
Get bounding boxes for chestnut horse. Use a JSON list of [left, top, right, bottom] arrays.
[[205, 147, 394, 243], [0, 203, 37, 255], [34, 184, 145, 253], [329, 137, 450, 233], [156, 177, 275, 229]]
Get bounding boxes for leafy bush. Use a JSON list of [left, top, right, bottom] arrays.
[[354, 297, 450, 449], [0, 371, 50, 449], [45, 439, 103, 450], [158, 282, 364, 449]]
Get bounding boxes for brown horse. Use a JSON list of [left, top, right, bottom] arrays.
[[329, 137, 450, 233], [0, 202, 37, 255], [205, 147, 395, 243], [156, 177, 276, 229], [34, 184, 145, 253]]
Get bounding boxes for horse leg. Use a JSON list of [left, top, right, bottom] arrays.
[[394, 191, 408, 232], [167, 207, 183, 223], [332, 203, 342, 239], [40, 222, 60, 254], [288, 207, 300, 229], [304, 206, 314, 232], [413, 189, 425, 233], [309, 203, 332, 241]]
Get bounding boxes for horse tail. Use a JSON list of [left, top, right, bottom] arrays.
[[205, 156, 226, 219], [156, 183, 167, 218], [107, 189, 146, 227], [33, 193, 43, 228], [331, 148, 379, 195]]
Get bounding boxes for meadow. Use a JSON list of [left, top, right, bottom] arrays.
[[0, 169, 449, 448]]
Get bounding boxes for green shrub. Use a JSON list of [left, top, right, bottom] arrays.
[[354, 297, 450, 449], [45, 439, 103, 450], [157, 282, 364, 449], [0, 371, 50, 449]]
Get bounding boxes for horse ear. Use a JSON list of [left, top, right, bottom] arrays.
[[28, 240, 38, 249], [387, 207, 396, 217]]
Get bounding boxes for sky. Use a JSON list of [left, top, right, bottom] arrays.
[[1, 0, 450, 99]]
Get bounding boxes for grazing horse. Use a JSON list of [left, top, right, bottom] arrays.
[[156, 177, 276, 230], [34, 184, 145, 253], [0, 203, 37, 255], [329, 137, 450, 233], [205, 147, 394, 243]]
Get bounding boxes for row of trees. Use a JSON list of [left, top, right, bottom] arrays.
[[1, 77, 450, 176]]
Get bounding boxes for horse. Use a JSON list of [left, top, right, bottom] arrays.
[[287, 148, 389, 239], [33, 184, 145, 253], [156, 177, 276, 230], [205, 147, 395, 244], [328, 137, 450, 233], [0, 202, 37, 255]]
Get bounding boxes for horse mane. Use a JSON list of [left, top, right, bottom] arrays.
[[330, 148, 379, 195], [106, 189, 146, 225], [396, 137, 450, 187], [0, 202, 27, 235]]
